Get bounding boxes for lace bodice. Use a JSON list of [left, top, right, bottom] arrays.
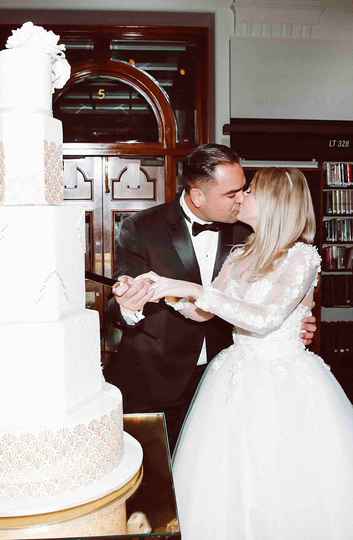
[[195, 242, 321, 347]]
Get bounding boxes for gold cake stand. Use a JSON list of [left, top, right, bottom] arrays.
[[0, 466, 143, 530]]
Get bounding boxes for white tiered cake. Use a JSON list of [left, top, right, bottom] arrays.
[[0, 22, 142, 517]]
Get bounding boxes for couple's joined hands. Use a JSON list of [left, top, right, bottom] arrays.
[[112, 272, 192, 312], [112, 274, 157, 312]]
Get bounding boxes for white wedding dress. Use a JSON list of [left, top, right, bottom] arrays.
[[172, 243, 353, 540]]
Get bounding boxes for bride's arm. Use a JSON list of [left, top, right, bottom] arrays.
[[151, 276, 202, 301], [194, 245, 320, 335]]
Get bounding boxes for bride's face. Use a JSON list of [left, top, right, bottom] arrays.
[[237, 185, 257, 229]]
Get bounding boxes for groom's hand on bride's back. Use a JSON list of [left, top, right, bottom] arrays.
[[112, 275, 155, 312], [301, 315, 317, 346]]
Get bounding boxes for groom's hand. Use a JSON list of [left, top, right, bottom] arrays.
[[112, 275, 155, 312], [301, 315, 317, 346]]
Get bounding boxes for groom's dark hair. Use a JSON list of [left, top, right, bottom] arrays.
[[182, 143, 240, 192]]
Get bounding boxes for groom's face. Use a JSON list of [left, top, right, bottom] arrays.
[[194, 163, 246, 223]]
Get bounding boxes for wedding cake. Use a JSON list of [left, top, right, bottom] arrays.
[[0, 22, 141, 517]]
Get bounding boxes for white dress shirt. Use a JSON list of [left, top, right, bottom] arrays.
[[179, 191, 219, 365]]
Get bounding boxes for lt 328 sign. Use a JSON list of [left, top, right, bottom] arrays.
[[328, 139, 351, 148]]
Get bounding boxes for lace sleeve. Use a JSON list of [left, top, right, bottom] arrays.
[[195, 244, 320, 335]]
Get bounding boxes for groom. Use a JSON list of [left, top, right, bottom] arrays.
[[105, 144, 316, 450]]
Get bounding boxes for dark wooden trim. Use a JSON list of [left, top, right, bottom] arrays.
[[50, 25, 210, 43], [226, 118, 353, 136], [208, 15, 215, 142], [165, 154, 176, 202], [194, 26, 212, 144], [0, 10, 213, 28], [63, 143, 195, 157], [227, 118, 353, 162], [84, 211, 94, 273]]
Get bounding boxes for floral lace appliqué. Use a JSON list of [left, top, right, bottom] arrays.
[[44, 141, 64, 204], [244, 278, 272, 303]]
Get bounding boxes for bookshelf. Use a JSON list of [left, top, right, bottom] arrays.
[[321, 161, 353, 401], [322, 162, 353, 271], [224, 119, 353, 401]]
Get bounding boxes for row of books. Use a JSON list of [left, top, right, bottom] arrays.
[[321, 322, 353, 357], [326, 162, 353, 186], [321, 275, 353, 306], [324, 218, 353, 242], [325, 189, 353, 215], [322, 245, 353, 271]]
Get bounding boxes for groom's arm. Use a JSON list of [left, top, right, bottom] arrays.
[[107, 217, 150, 325], [300, 289, 317, 345], [106, 215, 159, 327]]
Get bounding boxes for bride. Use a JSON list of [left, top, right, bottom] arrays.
[[138, 168, 353, 540]]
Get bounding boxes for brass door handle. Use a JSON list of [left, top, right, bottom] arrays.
[[105, 158, 110, 194]]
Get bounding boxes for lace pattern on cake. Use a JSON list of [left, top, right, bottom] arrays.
[[44, 141, 64, 203], [35, 269, 69, 304], [76, 213, 86, 253], [0, 408, 123, 498], [0, 142, 4, 203], [0, 224, 8, 241]]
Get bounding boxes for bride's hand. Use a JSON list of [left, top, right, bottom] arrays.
[[135, 271, 174, 300], [135, 272, 202, 302]]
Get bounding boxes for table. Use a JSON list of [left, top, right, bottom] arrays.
[[0, 413, 181, 539]]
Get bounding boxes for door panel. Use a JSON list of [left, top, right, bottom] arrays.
[[103, 156, 165, 278]]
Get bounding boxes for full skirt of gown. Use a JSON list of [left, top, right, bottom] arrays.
[[172, 332, 353, 540]]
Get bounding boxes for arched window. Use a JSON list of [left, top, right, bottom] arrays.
[[55, 75, 160, 143]]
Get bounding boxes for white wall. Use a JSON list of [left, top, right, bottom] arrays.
[[231, 36, 353, 120], [230, 0, 353, 121]]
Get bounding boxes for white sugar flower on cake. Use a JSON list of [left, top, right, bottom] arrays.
[[6, 21, 71, 90], [6, 21, 64, 56]]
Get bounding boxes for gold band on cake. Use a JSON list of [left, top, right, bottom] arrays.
[[0, 466, 143, 529]]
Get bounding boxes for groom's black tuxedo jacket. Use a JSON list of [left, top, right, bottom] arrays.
[[106, 197, 250, 411]]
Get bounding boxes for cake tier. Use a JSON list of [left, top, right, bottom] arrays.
[[0, 113, 63, 205], [0, 49, 53, 114], [0, 206, 85, 324], [0, 383, 124, 511], [0, 309, 104, 422]]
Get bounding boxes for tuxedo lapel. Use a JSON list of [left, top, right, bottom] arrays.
[[212, 224, 234, 280], [166, 199, 202, 284], [212, 222, 251, 280]]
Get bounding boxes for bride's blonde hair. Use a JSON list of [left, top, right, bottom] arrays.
[[235, 167, 316, 279]]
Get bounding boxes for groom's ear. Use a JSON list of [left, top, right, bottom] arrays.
[[189, 186, 206, 209]]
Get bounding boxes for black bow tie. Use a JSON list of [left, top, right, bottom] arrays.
[[192, 221, 221, 236], [180, 205, 221, 236]]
